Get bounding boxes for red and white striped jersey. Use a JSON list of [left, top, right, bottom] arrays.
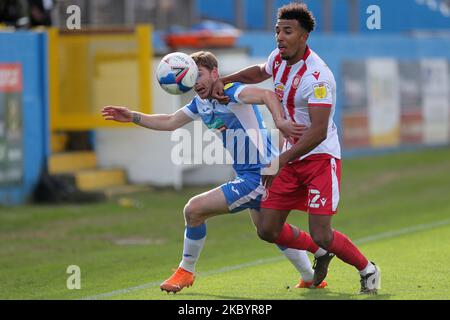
[[265, 46, 341, 160]]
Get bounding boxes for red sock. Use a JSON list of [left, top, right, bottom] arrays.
[[275, 223, 319, 254], [327, 230, 368, 271]]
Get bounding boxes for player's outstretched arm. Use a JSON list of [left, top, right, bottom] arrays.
[[101, 106, 192, 131], [212, 64, 271, 104], [237, 87, 306, 139], [222, 64, 271, 86]]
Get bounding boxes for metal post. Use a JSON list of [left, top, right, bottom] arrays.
[[348, 0, 359, 33], [266, 0, 275, 31], [235, 0, 245, 29], [124, 0, 136, 26], [188, 0, 198, 27], [322, 0, 333, 33]]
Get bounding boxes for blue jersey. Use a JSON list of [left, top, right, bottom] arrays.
[[181, 82, 278, 173]]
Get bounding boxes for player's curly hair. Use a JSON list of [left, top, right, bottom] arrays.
[[277, 2, 316, 33], [190, 51, 218, 71]]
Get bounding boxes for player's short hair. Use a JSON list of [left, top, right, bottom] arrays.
[[277, 2, 316, 33], [190, 51, 218, 71]]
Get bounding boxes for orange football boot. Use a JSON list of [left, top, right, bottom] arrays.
[[160, 267, 195, 293], [295, 279, 328, 289]]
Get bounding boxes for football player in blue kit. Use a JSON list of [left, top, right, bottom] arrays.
[[102, 51, 327, 293]]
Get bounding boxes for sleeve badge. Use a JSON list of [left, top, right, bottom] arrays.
[[313, 83, 327, 99]]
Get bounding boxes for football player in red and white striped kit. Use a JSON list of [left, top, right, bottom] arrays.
[[213, 2, 381, 294]]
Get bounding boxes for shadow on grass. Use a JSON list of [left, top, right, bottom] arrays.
[[182, 292, 255, 300], [299, 288, 392, 300], [173, 289, 392, 300]]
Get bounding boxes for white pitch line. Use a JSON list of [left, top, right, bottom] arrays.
[[354, 218, 450, 245], [81, 218, 450, 300], [80, 256, 283, 300]]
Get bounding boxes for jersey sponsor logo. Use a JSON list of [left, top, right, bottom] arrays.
[[274, 83, 285, 102], [313, 83, 327, 99], [206, 118, 227, 131], [312, 71, 321, 80]]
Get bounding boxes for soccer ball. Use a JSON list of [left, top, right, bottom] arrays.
[[156, 52, 198, 95]]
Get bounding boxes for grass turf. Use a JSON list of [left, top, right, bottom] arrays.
[[0, 147, 449, 300]]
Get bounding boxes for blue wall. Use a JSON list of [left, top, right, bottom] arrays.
[[245, 0, 266, 30], [358, 0, 450, 33], [196, 0, 237, 24], [0, 31, 49, 205], [196, 0, 450, 32]]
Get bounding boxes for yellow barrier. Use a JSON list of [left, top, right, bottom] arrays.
[[48, 25, 153, 130]]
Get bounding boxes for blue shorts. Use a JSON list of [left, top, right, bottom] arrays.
[[220, 171, 266, 213]]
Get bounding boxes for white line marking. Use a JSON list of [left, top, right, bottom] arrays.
[[81, 218, 450, 300], [80, 257, 282, 300], [354, 219, 450, 245]]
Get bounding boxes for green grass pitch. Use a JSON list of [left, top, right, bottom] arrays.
[[0, 147, 449, 300]]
